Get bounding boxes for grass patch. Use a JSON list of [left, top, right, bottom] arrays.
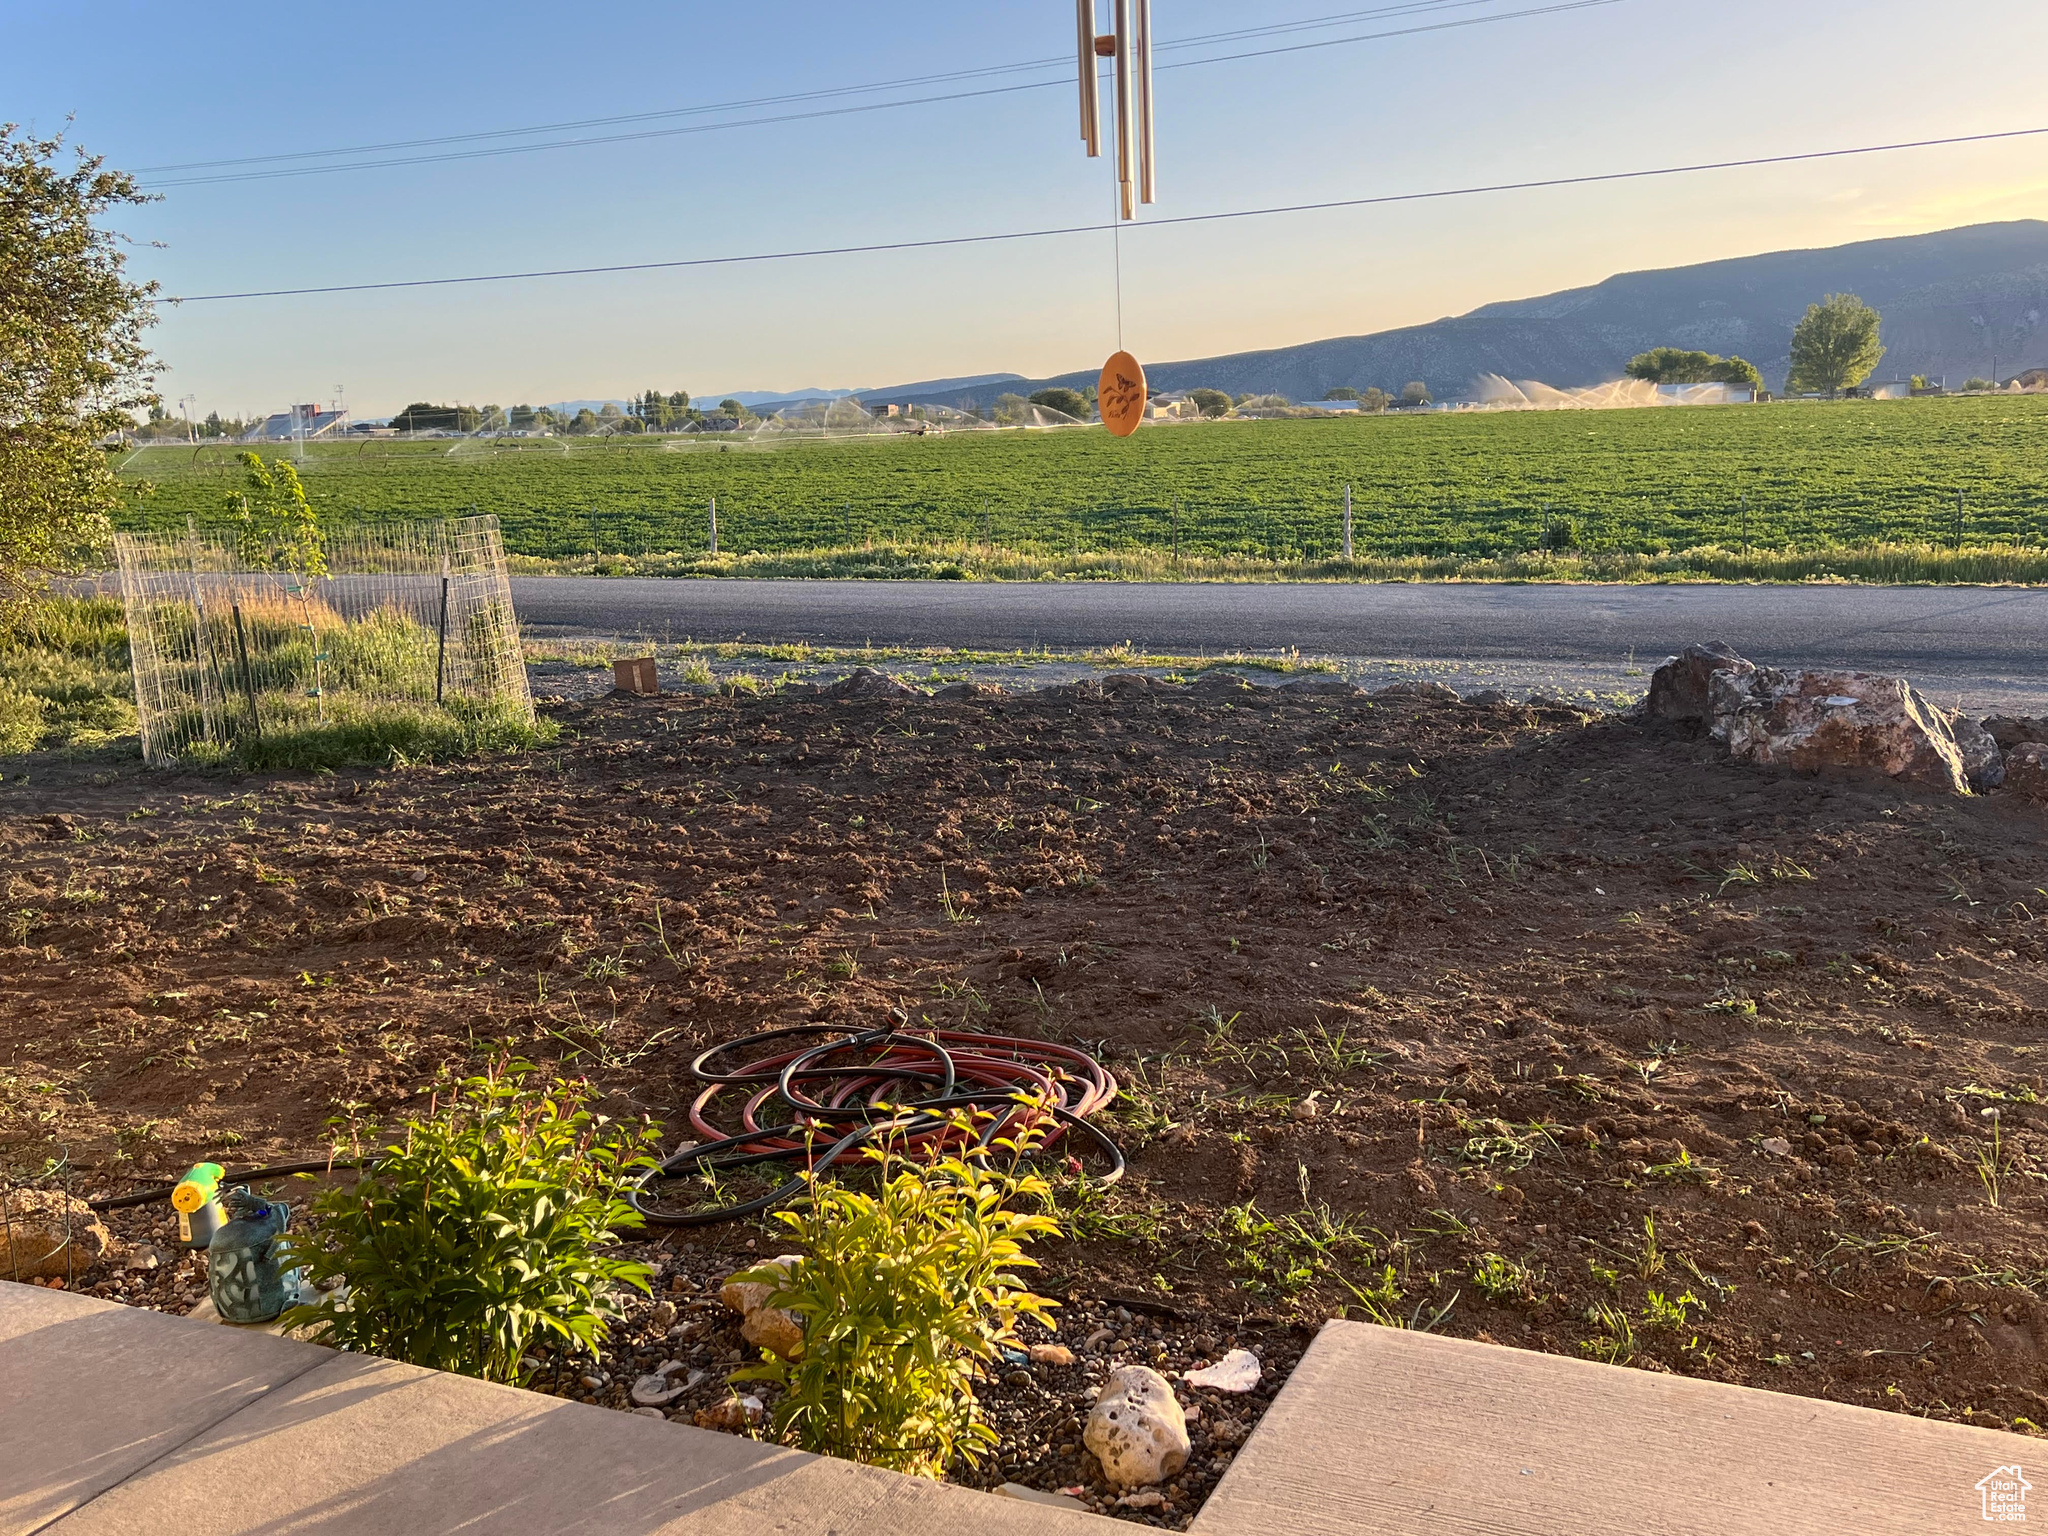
[[228, 698, 558, 772], [524, 635, 1340, 681], [506, 539, 2048, 587], [0, 596, 137, 753]]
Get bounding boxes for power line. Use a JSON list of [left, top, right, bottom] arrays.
[[139, 0, 1629, 188], [135, 0, 1502, 177], [164, 124, 2048, 304]]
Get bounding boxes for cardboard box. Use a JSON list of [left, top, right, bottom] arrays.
[[613, 657, 659, 695]]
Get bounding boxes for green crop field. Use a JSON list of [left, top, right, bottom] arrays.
[[115, 395, 2048, 581]]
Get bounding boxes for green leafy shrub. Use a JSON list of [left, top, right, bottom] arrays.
[[732, 1114, 1060, 1476], [282, 1059, 659, 1383]]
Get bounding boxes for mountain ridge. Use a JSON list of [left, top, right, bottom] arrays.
[[863, 220, 2048, 410]]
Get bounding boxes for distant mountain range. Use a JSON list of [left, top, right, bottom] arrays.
[[684, 373, 1028, 411], [837, 221, 2048, 410]]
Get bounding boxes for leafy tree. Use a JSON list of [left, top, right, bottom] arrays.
[[1624, 348, 1717, 383], [392, 402, 470, 433], [568, 408, 598, 434], [228, 452, 325, 580], [1360, 387, 1392, 413], [1712, 356, 1764, 390], [1787, 293, 1884, 397], [1962, 377, 1995, 393], [0, 125, 160, 606], [1400, 381, 1432, 406], [1188, 387, 1231, 417], [508, 404, 536, 429], [1624, 348, 1762, 389], [719, 398, 748, 420], [665, 389, 691, 412], [1322, 386, 1360, 401], [992, 392, 1030, 423], [1027, 387, 1089, 420]]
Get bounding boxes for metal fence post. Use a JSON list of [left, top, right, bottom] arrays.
[[435, 556, 451, 706]]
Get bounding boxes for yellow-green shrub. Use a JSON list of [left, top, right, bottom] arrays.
[[732, 1116, 1059, 1476]]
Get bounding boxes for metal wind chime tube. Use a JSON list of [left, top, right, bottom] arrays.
[[1075, 0, 1099, 156], [1075, 0, 1155, 217], [1134, 0, 1155, 206]]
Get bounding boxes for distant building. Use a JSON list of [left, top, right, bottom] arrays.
[[866, 402, 901, 417], [241, 405, 349, 442]]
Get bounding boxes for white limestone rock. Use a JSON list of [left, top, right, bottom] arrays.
[[1084, 1365, 1190, 1490]]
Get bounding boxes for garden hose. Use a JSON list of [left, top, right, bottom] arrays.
[[628, 1025, 1125, 1227], [87, 1158, 366, 1213]]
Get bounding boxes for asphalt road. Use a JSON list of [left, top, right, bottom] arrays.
[[513, 577, 2048, 681]]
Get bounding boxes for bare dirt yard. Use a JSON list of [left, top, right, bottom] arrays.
[[6, 671, 2048, 1517]]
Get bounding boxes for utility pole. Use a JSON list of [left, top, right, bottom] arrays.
[[1342, 483, 1353, 560]]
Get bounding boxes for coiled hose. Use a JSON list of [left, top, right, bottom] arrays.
[[628, 1024, 1124, 1226]]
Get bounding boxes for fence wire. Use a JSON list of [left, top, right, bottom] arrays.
[[114, 515, 531, 766]]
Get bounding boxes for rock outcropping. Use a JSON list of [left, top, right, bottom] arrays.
[[1647, 643, 2020, 799]]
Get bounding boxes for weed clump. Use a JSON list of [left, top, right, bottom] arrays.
[[731, 1113, 1060, 1477], [282, 1058, 660, 1383]]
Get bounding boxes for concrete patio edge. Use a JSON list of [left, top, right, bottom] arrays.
[[5, 1282, 2029, 1535]]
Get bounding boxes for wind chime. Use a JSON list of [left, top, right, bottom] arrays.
[[1075, 0, 1155, 437]]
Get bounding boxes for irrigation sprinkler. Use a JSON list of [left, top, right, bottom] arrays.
[[708, 496, 719, 556], [1343, 484, 1354, 560]]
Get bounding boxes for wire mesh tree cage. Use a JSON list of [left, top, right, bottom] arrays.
[[113, 514, 532, 766]]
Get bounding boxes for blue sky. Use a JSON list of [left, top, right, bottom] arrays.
[[8, 0, 2047, 417]]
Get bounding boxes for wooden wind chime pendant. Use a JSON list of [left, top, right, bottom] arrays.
[[1098, 350, 1147, 438]]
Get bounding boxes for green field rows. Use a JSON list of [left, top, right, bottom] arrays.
[[117, 395, 2048, 569]]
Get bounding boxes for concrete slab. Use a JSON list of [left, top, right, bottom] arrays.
[[1191, 1320, 2028, 1536], [6, 1282, 1102, 1534], [0, 1281, 329, 1536]]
